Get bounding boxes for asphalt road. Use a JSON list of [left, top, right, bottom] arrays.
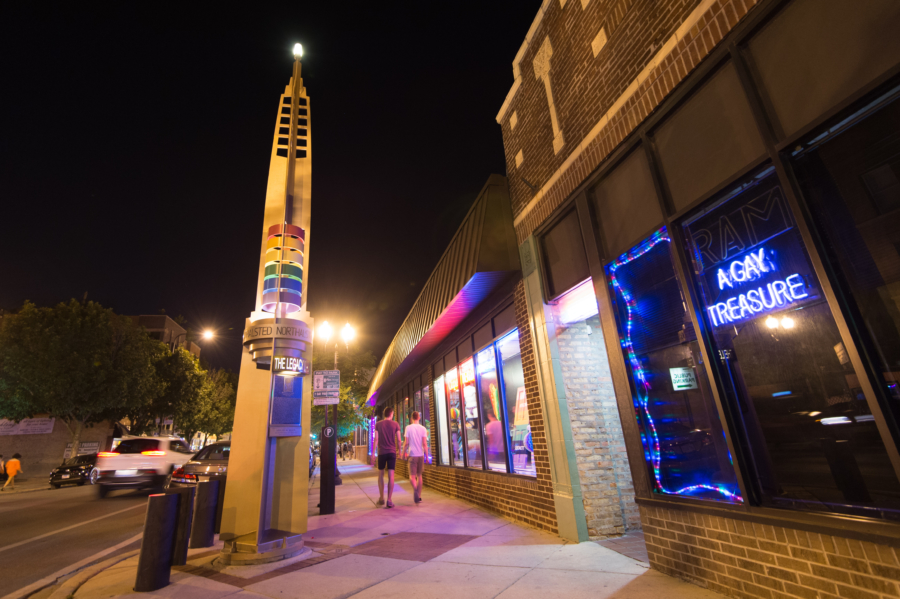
[[0, 483, 149, 598]]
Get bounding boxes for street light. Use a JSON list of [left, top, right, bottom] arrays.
[[318, 321, 333, 344], [203, 330, 214, 340], [293, 43, 303, 58], [341, 323, 355, 345]]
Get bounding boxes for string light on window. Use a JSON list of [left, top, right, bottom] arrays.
[[607, 227, 742, 502]]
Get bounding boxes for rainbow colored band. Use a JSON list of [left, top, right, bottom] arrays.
[[607, 227, 742, 503], [262, 223, 305, 313]]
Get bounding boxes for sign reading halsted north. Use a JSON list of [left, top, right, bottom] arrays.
[[313, 370, 340, 405]]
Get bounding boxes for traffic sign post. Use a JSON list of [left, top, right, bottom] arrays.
[[314, 370, 341, 510]]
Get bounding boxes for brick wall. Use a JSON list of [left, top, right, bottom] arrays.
[[500, 0, 763, 243], [555, 314, 640, 539], [393, 281, 558, 534], [643, 504, 900, 599], [0, 419, 114, 479]]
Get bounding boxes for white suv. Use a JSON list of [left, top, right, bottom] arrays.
[[95, 436, 195, 497]]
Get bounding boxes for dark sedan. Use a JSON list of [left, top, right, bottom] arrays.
[[50, 453, 99, 488], [170, 442, 229, 486]]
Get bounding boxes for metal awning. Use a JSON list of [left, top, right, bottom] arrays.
[[367, 175, 520, 405]]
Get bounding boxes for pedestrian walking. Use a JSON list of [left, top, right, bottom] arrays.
[[2, 453, 23, 491], [402, 411, 430, 504], [373, 407, 401, 508]]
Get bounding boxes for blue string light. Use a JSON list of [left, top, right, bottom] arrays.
[[607, 227, 742, 502]]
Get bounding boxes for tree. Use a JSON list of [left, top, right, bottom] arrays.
[[310, 342, 376, 439], [0, 300, 160, 457], [127, 347, 206, 437], [179, 368, 236, 446]]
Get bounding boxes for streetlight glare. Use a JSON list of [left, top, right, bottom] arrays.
[[319, 321, 333, 342], [203, 330, 214, 340], [341, 323, 355, 344], [293, 43, 303, 58]]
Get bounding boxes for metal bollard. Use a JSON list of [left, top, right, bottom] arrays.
[[213, 476, 227, 534], [189, 480, 219, 549], [165, 486, 195, 566], [135, 493, 178, 592]]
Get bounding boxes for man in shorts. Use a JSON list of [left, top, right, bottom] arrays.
[[402, 411, 430, 504], [373, 407, 401, 508]]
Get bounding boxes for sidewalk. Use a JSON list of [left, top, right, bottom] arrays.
[[0, 476, 51, 495], [62, 459, 723, 599]]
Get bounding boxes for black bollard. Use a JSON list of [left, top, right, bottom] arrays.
[[189, 480, 219, 548], [213, 475, 227, 534], [165, 486, 195, 566], [320, 426, 336, 514], [135, 493, 178, 592]]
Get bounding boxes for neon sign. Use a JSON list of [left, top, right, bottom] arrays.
[[607, 227, 742, 502], [706, 246, 811, 327]]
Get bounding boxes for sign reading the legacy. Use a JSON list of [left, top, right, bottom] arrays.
[[273, 356, 309, 376]]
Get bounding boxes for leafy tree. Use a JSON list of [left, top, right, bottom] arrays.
[[310, 342, 376, 439], [127, 347, 206, 436], [179, 368, 236, 446], [0, 300, 160, 456]]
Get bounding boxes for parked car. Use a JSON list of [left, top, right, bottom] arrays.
[[170, 441, 230, 487], [95, 436, 195, 497], [49, 453, 99, 488]]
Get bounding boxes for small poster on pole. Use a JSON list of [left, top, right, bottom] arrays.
[[313, 370, 340, 405]]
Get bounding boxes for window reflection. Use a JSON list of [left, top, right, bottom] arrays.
[[445, 367, 464, 466], [607, 228, 742, 502], [434, 376, 450, 465], [477, 346, 508, 472], [498, 330, 534, 476], [684, 168, 900, 519], [460, 358, 483, 469]]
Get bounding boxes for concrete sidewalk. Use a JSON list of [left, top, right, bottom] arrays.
[[62, 459, 723, 599]]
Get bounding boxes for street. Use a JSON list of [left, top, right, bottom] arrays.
[[0, 485, 148, 598]]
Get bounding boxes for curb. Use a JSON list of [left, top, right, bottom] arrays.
[[0, 486, 52, 496], [47, 549, 140, 599]]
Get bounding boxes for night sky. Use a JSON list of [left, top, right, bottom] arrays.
[[0, 3, 541, 370]]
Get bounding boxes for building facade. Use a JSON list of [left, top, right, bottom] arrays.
[[368, 0, 900, 596], [131, 315, 201, 358]]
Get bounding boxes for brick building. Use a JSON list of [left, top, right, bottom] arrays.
[[368, 0, 900, 596]]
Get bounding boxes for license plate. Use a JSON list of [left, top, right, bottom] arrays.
[[61, 474, 70, 479], [116, 469, 137, 476], [199, 476, 209, 482]]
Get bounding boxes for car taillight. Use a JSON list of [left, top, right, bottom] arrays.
[[141, 450, 166, 456], [98, 452, 119, 457], [173, 467, 185, 476]]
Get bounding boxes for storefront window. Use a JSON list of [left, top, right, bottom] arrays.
[[459, 358, 483, 469], [498, 330, 533, 476], [683, 167, 900, 518], [434, 375, 450, 465], [790, 94, 900, 518], [421, 385, 432, 463], [476, 345, 508, 472], [607, 228, 742, 502], [445, 367, 465, 466]]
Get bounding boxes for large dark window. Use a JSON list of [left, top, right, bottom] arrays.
[[607, 228, 742, 502], [683, 168, 900, 519], [542, 210, 590, 298]]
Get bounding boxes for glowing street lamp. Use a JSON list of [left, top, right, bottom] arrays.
[[341, 323, 355, 345], [318, 321, 333, 344], [202, 330, 214, 340], [293, 43, 303, 58]]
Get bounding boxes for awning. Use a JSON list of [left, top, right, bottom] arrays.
[[367, 175, 520, 405]]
